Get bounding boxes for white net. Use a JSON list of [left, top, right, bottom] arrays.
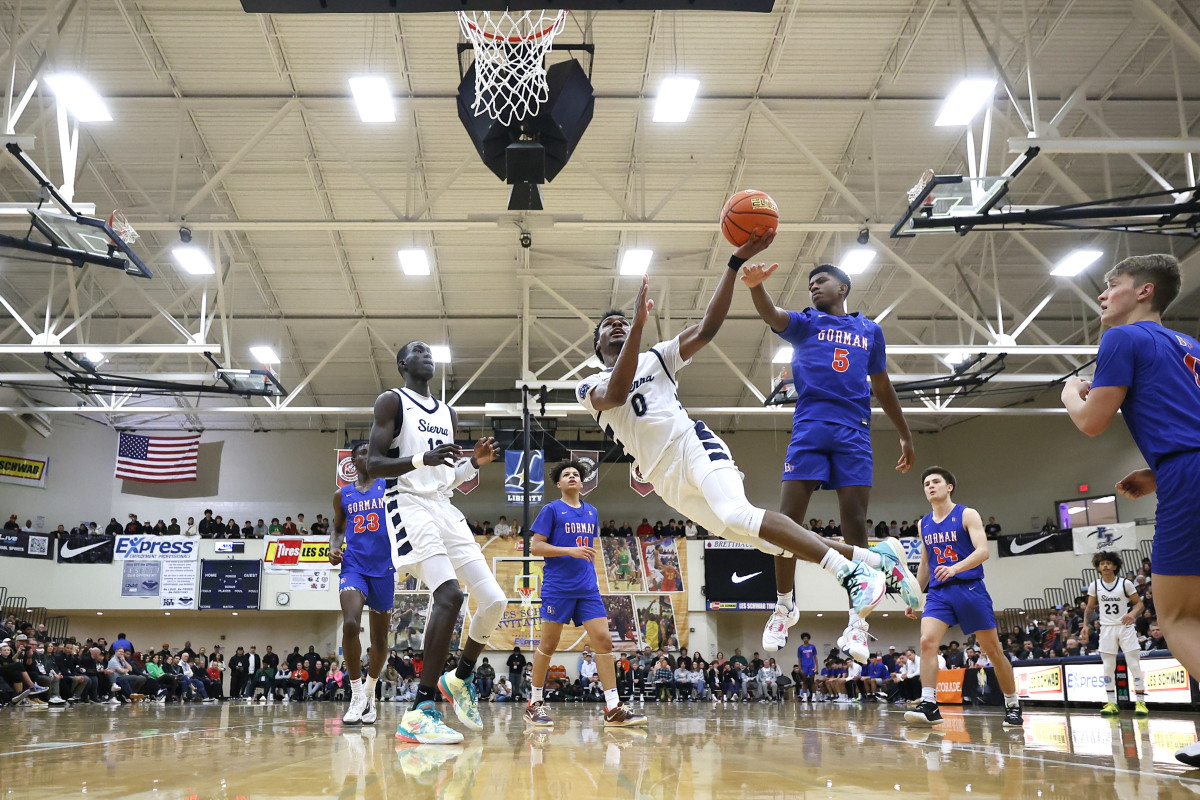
[[458, 9, 568, 127], [108, 210, 139, 245], [514, 572, 539, 610]]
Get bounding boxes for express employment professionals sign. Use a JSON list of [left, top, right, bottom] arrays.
[[114, 535, 199, 560]]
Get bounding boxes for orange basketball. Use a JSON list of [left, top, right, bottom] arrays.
[[720, 190, 779, 247]]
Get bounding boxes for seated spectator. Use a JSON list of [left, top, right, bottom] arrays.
[[757, 658, 780, 701], [492, 675, 512, 702], [178, 653, 212, 702], [1041, 517, 1060, 533], [296, 513, 309, 534], [653, 657, 674, 701], [152, 519, 168, 535], [1141, 623, 1167, 652], [674, 663, 693, 701], [104, 517, 122, 536], [618, 521, 633, 537], [241, 520, 254, 538], [636, 519, 652, 537], [281, 517, 298, 536], [381, 664, 400, 701], [984, 516, 1002, 538], [494, 516, 511, 538], [146, 654, 178, 701], [268, 518, 283, 535]]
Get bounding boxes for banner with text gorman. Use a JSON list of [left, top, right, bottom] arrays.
[[0, 451, 48, 488], [1073, 522, 1136, 555]]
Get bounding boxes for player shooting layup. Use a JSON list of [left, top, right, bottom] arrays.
[[576, 233, 896, 622]]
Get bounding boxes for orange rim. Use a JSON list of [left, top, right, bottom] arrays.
[[459, 10, 568, 44]]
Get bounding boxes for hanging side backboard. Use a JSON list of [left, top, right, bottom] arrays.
[[241, 1, 775, 12]]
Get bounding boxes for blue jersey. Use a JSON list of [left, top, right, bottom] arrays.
[[798, 643, 818, 674], [778, 308, 886, 431], [1091, 321, 1200, 470], [920, 504, 984, 589], [340, 479, 392, 577], [531, 499, 600, 598]]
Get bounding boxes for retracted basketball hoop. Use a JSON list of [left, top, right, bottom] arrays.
[[457, 9, 568, 127], [108, 210, 139, 246]]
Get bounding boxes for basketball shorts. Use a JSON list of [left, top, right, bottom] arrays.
[[647, 423, 782, 557], [1099, 624, 1140, 656], [923, 580, 997, 635], [339, 568, 396, 612], [1149, 449, 1200, 576], [384, 490, 485, 579], [783, 420, 873, 487], [540, 594, 607, 627]]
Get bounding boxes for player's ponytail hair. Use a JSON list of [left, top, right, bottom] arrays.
[[1104, 254, 1181, 312], [1092, 550, 1122, 573]]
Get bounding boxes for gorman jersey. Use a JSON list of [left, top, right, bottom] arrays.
[[576, 335, 695, 478], [1088, 577, 1137, 626], [1091, 321, 1200, 470], [531, 498, 600, 597], [340, 478, 392, 577], [778, 308, 886, 431], [384, 388, 457, 496], [920, 504, 985, 589]]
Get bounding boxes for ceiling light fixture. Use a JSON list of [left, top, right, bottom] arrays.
[[44, 74, 112, 122], [773, 346, 793, 364], [398, 249, 431, 276], [840, 248, 876, 275], [1050, 248, 1103, 277], [653, 77, 699, 123], [172, 246, 214, 275], [935, 79, 997, 126], [249, 345, 280, 365], [430, 346, 452, 364], [349, 76, 395, 123], [620, 249, 653, 276]]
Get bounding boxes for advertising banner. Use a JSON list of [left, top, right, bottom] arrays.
[[1014, 664, 1065, 701], [570, 450, 601, 495], [1073, 522, 1136, 555], [0, 531, 52, 560], [58, 533, 115, 563], [160, 560, 198, 609], [0, 451, 48, 488], [114, 535, 198, 560], [936, 668, 966, 704], [1063, 662, 1110, 703], [998, 531, 1074, 558], [504, 450, 544, 505], [121, 561, 161, 597], [335, 448, 355, 488], [263, 536, 333, 572], [1142, 658, 1194, 704]]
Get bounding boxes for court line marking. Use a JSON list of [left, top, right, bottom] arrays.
[[0, 715, 308, 757], [742, 716, 1200, 785]]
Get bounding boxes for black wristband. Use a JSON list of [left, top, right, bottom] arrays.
[[728, 254, 748, 271]]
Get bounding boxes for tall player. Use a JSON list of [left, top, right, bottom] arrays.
[[740, 262, 919, 661], [1081, 551, 1147, 716], [577, 233, 891, 624], [904, 467, 1022, 728], [366, 341, 509, 745], [1060, 255, 1200, 765], [524, 460, 646, 729], [329, 442, 392, 725]]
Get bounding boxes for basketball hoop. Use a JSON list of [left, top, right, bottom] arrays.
[[108, 210, 139, 246], [906, 169, 937, 206], [458, 9, 568, 127], [514, 573, 539, 611]]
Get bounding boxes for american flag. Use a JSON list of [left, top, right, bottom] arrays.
[[115, 433, 201, 483]]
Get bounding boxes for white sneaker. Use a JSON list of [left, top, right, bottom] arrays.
[[105, 696, 120, 705], [48, 695, 66, 705], [344, 687, 369, 725], [837, 618, 871, 664], [361, 695, 378, 725], [761, 603, 800, 652]]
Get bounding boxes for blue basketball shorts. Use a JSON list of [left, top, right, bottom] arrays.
[[923, 580, 997, 635], [540, 594, 607, 627], [339, 568, 395, 612], [783, 420, 873, 488], [1150, 450, 1200, 577]]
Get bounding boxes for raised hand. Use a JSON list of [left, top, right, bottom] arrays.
[[735, 227, 777, 260], [740, 262, 780, 289], [473, 436, 498, 467], [633, 273, 655, 329], [422, 442, 462, 468]]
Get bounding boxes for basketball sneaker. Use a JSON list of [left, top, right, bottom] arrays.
[[396, 742, 464, 784], [1134, 701, 1149, 717], [869, 538, 922, 611], [762, 602, 800, 653], [397, 702, 464, 744], [1176, 741, 1200, 768], [838, 561, 887, 618], [343, 682, 368, 725], [603, 703, 648, 727], [1100, 701, 1119, 716], [837, 617, 871, 664], [438, 671, 483, 730], [1003, 705, 1023, 727], [361, 694, 378, 725], [523, 700, 554, 728], [904, 700, 943, 725]]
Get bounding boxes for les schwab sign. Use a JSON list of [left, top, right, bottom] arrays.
[[264, 537, 333, 571]]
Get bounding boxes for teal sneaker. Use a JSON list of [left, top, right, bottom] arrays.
[[396, 701, 464, 744], [870, 538, 922, 611], [438, 671, 483, 731]]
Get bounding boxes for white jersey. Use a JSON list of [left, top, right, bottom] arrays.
[[1088, 577, 1137, 626], [384, 388, 456, 496], [576, 335, 696, 478]]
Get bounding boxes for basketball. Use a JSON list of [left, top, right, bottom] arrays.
[[720, 190, 779, 247]]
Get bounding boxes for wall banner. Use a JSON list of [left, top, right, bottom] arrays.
[[0, 451, 48, 488]]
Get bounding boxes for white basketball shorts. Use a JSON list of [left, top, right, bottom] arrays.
[[1099, 623, 1140, 656], [384, 490, 485, 578]]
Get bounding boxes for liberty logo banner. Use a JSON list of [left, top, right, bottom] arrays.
[[504, 450, 543, 506], [570, 450, 600, 495]]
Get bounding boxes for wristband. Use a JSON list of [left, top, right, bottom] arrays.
[[411, 453, 425, 470], [728, 254, 748, 271]]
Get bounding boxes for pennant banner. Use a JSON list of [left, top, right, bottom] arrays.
[[504, 450, 544, 506], [630, 464, 654, 498], [570, 450, 600, 495], [1073, 522, 1136, 555], [456, 470, 480, 494], [335, 448, 355, 488]]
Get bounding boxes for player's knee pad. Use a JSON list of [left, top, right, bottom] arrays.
[[466, 580, 507, 642], [1101, 652, 1117, 684], [1125, 654, 1145, 689]]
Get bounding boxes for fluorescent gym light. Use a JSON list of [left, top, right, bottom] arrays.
[[249, 345, 280, 365], [431, 346, 452, 364], [942, 349, 972, 367], [840, 248, 876, 275], [44, 74, 112, 122], [773, 346, 793, 364], [935, 79, 997, 127], [83, 350, 106, 366], [653, 77, 699, 123], [620, 249, 653, 276], [172, 246, 215, 275], [398, 249, 431, 276], [349, 76, 395, 123], [1094, 496, 1115, 503], [1051, 248, 1103, 277]]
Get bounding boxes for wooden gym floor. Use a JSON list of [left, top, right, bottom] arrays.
[[1, 701, 1198, 799]]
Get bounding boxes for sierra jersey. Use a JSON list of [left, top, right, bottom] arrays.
[[779, 309, 886, 430], [1091, 321, 1200, 469], [576, 335, 695, 478], [1088, 577, 1137, 626], [920, 504, 985, 589], [531, 499, 600, 598], [340, 479, 392, 577], [383, 388, 457, 496]]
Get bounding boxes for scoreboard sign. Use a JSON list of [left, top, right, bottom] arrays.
[[200, 559, 261, 610]]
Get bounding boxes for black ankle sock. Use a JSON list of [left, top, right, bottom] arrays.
[[454, 658, 476, 682], [412, 684, 437, 710]]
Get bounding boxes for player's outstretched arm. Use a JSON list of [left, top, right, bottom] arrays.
[[328, 488, 345, 567], [590, 275, 654, 412], [739, 261, 789, 332], [365, 391, 460, 478], [678, 229, 776, 362], [869, 372, 914, 473]]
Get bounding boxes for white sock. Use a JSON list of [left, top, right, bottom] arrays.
[[776, 591, 795, 611], [530, 686, 544, 704], [852, 546, 882, 569], [350, 676, 364, 695], [921, 687, 936, 703], [1003, 693, 1019, 708], [365, 676, 378, 698], [820, 549, 852, 578], [604, 688, 620, 711]]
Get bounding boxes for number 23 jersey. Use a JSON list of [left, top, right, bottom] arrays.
[[576, 335, 694, 478]]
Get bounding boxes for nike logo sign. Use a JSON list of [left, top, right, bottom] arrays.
[[60, 540, 110, 559], [1008, 534, 1055, 554], [731, 571, 762, 584]]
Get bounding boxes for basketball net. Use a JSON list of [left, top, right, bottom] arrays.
[[514, 573, 539, 612], [108, 210, 139, 245], [458, 9, 568, 127]]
